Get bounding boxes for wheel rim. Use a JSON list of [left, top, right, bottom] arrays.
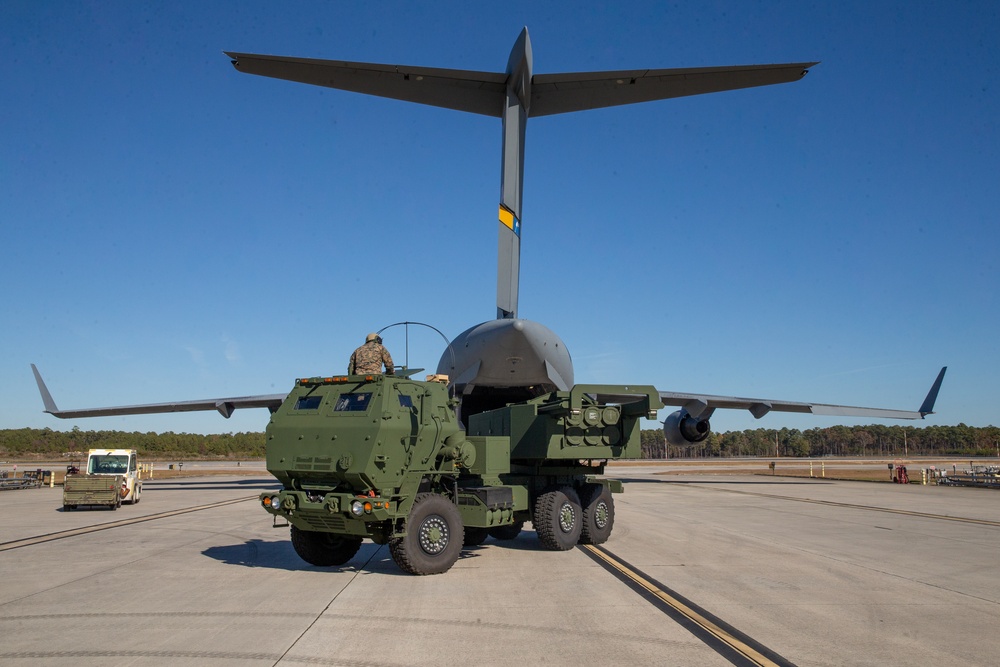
[[594, 500, 609, 529], [418, 514, 450, 555], [558, 502, 576, 533]]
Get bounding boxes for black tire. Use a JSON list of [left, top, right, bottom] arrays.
[[463, 526, 490, 547], [389, 493, 463, 575], [290, 526, 363, 566], [533, 487, 582, 551], [579, 483, 615, 545], [489, 520, 524, 541]]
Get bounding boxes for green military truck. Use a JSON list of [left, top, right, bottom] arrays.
[[260, 371, 660, 574]]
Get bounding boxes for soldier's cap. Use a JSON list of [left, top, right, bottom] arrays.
[[365, 332, 379, 343]]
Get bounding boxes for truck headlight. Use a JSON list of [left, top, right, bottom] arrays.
[[350, 500, 364, 516], [270, 495, 282, 510]]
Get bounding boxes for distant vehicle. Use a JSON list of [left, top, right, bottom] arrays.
[[63, 449, 142, 510]]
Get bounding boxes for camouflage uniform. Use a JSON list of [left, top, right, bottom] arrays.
[[348, 341, 394, 375]]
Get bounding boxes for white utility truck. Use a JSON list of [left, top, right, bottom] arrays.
[[63, 449, 142, 510]]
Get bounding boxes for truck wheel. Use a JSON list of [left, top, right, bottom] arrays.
[[463, 527, 490, 547], [389, 493, 463, 575], [579, 484, 615, 545], [489, 520, 524, 541], [534, 487, 582, 551], [290, 526, 363, 566]]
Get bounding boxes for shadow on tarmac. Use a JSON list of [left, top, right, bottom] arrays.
[[203, 540, 432, 576], [202, 532, 539, 573], [202, 539, 342, 571], [145, 478, 280, 491], [475, 532, 544, 552], [56, 505, 119, 512]]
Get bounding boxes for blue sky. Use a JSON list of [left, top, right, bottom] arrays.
[[2, 1, 997, 436]]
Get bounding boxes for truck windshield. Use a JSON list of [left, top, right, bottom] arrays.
[[89, 455, 129, 474]]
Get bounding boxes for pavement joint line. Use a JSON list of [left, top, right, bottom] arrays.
[[683, 485, 1000, 527], [272, 544, 385, 666], [581, 544, 795, 667], [0, 496, 258, 552]]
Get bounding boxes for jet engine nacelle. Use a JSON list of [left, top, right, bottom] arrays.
[[663, 410, 711, 446]]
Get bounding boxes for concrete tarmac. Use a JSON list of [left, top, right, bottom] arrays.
[[1, 467, 998, 666]]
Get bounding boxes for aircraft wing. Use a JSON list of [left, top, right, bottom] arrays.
[[31, 364, 285, 419], [653, 367, 948, 421], [590, 367, 947, 421], [225, 51, 816, 120]]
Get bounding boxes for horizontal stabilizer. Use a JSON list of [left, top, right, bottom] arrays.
[[227, 53, 508, 116], [226, 52, 815, 120], [529, 62, 816, 117]]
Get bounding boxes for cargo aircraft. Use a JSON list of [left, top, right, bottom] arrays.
[[32, 29, 947, 445]]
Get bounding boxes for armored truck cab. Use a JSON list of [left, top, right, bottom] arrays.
[[261, 372, 661, 574]]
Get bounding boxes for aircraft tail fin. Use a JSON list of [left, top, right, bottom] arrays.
[[228, 32, 816, 322]]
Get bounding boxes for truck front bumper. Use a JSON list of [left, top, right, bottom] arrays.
[[260, 490, 396, 537]]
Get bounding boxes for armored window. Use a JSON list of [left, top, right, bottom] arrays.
[[333, 392, 373, 412], [294, 396, 323, 411], [398, 395, 413, 409]]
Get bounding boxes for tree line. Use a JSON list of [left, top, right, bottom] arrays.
[[640, 423, 1000, 459], [2, 423, 997, 461], [0, 427, 265, 461]]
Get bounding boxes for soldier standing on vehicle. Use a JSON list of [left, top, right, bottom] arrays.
[[348, 333, 394, 375]]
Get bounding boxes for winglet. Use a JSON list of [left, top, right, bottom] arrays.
[[918, 366, 947, 417], [31, 364, 62, 416]]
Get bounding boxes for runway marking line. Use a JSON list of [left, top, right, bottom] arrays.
[[581, 544, 796, 667], [0, 496, 257, 552]]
